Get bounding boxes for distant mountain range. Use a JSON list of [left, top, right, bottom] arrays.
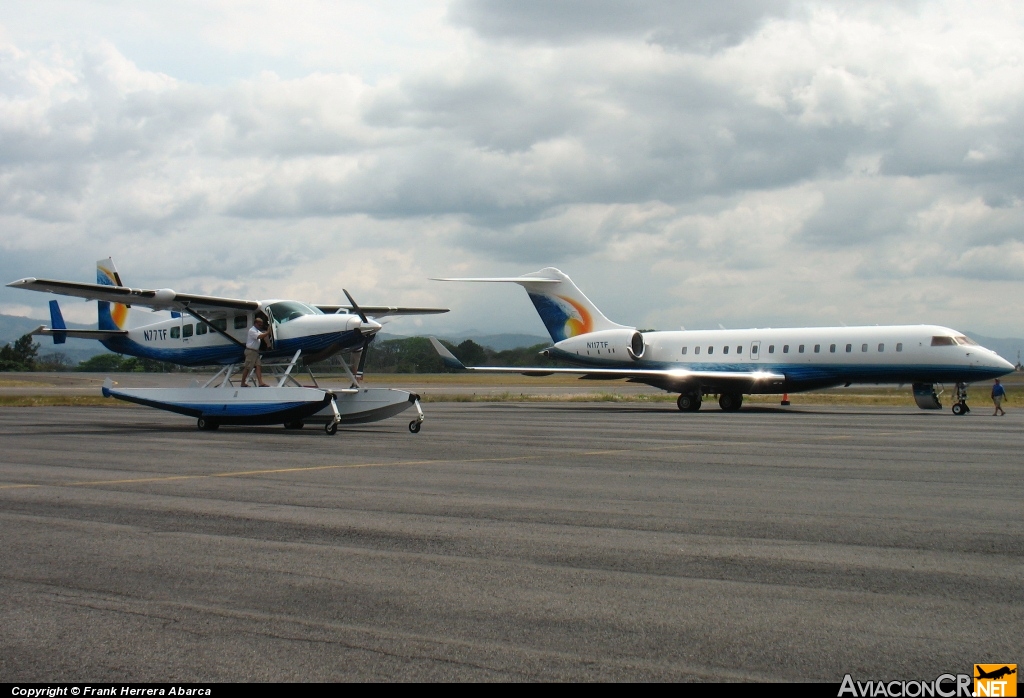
[[0, 313, 108, 364], [379, 332, 551, 351]]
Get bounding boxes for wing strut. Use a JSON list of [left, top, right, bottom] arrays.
[[180, 307, 246, 348]]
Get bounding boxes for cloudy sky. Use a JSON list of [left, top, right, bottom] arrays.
[[1, 0, 1022, 340]]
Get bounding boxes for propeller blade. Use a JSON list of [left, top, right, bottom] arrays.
[[342, 288, 368, 324], [356, 339, 370, 377]]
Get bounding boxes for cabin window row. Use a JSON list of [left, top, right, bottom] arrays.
[[681, 342, 905, 355], [167, 316, 238, 339]]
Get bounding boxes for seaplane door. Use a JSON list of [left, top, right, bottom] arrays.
[[181, 313, 194, 346], [262, 305, 277, 350], [750, 340, 761, 361]]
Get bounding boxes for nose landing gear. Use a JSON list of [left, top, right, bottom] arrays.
[[952, 382, 970, 416]]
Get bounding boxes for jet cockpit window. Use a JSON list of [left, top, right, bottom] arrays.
[[954, 336, 978, 346], [267, 301, 323, 324], [931, 336, 957, 346]]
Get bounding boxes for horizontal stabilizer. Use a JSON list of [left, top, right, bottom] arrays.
[[31, 326, 128, 340]]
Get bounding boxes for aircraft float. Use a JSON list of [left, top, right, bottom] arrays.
[[432, 268, 1014, 414], [8, 259, 448, 434]]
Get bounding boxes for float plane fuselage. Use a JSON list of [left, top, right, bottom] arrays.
[[9, 259, 447, 367]]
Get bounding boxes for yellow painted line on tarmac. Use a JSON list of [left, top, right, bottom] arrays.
[[0, 444, 682, 491], [0, 455, 536, 491]]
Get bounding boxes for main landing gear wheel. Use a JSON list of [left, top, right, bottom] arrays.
[[325, 421, 338, 435], [677, 393, 701, 412], [409, 420, 422, 433], [283, 421, 305, 430], [197, 417, 219, 431], [718, 393, 743, 412], [951, 402, 969, 416]]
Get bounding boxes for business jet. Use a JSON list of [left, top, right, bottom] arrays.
[[9, 258, 446, 368], [432, 268, 1014, 414]]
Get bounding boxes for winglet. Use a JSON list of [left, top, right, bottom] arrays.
[[429, 337, 466, 370], [48, 300, 67, 344]]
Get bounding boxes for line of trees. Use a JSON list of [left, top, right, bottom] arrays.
[[0, 334, 178, 372]]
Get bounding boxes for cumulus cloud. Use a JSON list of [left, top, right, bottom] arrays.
[[1, 1, 1023, 339]]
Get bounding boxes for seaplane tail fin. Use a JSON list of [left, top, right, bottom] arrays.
[[48, 300, 67, 344], [434, 267, 631, 343], [96, 258, 130, 331]]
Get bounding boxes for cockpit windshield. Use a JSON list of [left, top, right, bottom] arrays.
[[954, 335, 978, 346], [267, 301, 323, 324]]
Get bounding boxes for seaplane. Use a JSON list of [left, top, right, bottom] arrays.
[[8, 259, 448, 434], [431, 268, 1015, 414]]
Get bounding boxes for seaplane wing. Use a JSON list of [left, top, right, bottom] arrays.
[[429, 338, 785, 391], [315, 304, 449, 318], [6, 278, 259, 312]]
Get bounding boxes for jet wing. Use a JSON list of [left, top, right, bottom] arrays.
[[7, 278, 259, 312], [315, 305, 449, 318], [429, 337, 786, 392]]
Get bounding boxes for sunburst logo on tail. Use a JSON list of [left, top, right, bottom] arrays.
[[559, 295, 592, 338], [97, 259, 129, 330]]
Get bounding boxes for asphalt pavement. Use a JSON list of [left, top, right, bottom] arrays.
[[0, 402, 1020, 681]]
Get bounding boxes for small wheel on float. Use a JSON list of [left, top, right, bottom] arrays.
[[409, 420, 422, 433], [197, 417, 219, 431], [325, 421, 338, 435]]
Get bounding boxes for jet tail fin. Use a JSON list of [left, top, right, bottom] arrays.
[[433, 267, 631, 343], [96, 258, 130, 331], [48, 300, 67, 344]]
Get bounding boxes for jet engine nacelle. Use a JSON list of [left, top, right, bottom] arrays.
[[553, 328, 645, 361]]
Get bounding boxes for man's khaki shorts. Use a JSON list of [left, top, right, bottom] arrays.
[[243, 348, 261, 371]]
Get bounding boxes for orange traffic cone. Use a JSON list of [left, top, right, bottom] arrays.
[[781, 393, 790, 406]]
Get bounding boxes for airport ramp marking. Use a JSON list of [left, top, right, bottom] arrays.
[[0, 445, 679, 491]]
